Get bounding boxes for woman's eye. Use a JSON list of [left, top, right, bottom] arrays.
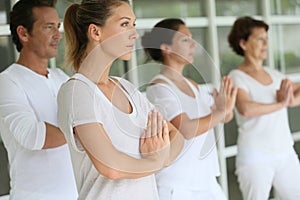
[[121, 22, 129, 27]]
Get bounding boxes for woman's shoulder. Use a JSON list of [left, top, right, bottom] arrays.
[[263, 66, 283, 76], [228, 68, 244, 77]]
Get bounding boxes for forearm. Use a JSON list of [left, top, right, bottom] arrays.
[[171, 110, 225, 140], [194, 109, 225, 138], [87, 147, 161, 179], [75, 124, 167, 178], [236, 101, 284, 117], [43, 122, 67, 149]]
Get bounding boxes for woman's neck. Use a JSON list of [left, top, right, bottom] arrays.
[[161, 65, 185, 82], [239, 57, 264, 72], [78, 44, 114, 85]]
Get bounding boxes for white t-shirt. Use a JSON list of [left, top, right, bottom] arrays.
[[229, 67, 295, 163], [0, 64, 77, 200], [57, 73, 159, 200], [146, 74, 220, 190]]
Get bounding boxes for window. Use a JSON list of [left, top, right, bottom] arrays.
[[215, 0, 261, 16], [133, 0, 206, 18]]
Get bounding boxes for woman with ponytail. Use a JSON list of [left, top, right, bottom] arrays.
[[57, 1, 184, 200]]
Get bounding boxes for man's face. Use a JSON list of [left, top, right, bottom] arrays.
[[25, 6, 61, 59]]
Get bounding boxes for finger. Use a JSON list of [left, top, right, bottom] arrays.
[[146, 111, 152, 138], [213, 88, 218, 99], [283, 79, 290, 91], [231, 86, 238, 99], [151, 110, 158, 137], [157, 112, 163, 138], [140, 131, 146, 145], [227, 77, 233, 95], [162, 120, 170, 143], [284, 80, 291, 93], [279, 79, 285, 91], [220, 77, 225, 94]]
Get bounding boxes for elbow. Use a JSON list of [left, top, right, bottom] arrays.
[[104, 171, 122, 180], [236, 105, 251, 117], [100, 169, 122, 180], [182, 134, 194, 140], [238, 109, 251, 117], [94, 166, 123, 180], [180, 130, 195, 140]]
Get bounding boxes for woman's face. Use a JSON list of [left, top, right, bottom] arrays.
[[99, 2, 138, 61], [242, 27, 268, 61], [168, 24, 196, 65]]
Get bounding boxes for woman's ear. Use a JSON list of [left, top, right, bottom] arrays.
[[239, 39, 247, 51], [160, 43, 171, 54], [88, 24, 101, 42]]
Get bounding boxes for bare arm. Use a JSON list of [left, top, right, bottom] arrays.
[[74, 111, 174, 179], [236, 86, 290, 117], [42, 123, 66, 149]]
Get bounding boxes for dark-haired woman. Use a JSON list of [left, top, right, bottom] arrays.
[[142, 18, 237, 200], [228, 16, 300, 200]]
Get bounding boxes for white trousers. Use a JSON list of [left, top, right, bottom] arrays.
[[236, 153, 300, 200], [157, 178, 227, 200]]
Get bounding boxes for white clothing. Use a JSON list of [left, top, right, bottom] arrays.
[[236, 154, 300, 200], [0, 64, 77, 200], [157, 178, 226, 200], [229, 67, 300, 199], [229, 67, 295, 162], [57, 73, 158, 200], [146, 74, 223, 197]]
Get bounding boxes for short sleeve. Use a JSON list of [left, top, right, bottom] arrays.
[[58, 80, 103, 128], [146, 83, 182, 121], [229, 70, 249, 93]]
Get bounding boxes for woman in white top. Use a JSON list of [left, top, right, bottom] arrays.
[[142, 18, 237, 200], [228, 16, 300, 200], [57, 1, 184, 200]]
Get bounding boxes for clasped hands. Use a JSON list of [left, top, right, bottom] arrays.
[[276, 78, 295, 107], [139, 109, 170, 167]]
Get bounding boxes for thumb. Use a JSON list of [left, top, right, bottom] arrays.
[[213, 88, 218, 99]]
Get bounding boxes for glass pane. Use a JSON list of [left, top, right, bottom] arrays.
[[271, 24, 300, 73], [215, 0, 261, 16], [0, 36, 15, 72], [218, 27, 243, 76], [0, 0, 10, 25], [56, 0, 80, 20], [184, 28, 211, 84], [133, 0, 206, 18], [271, 0, 300, 15]]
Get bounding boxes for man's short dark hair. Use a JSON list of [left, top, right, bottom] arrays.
[[10, 0, 57, 52]]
